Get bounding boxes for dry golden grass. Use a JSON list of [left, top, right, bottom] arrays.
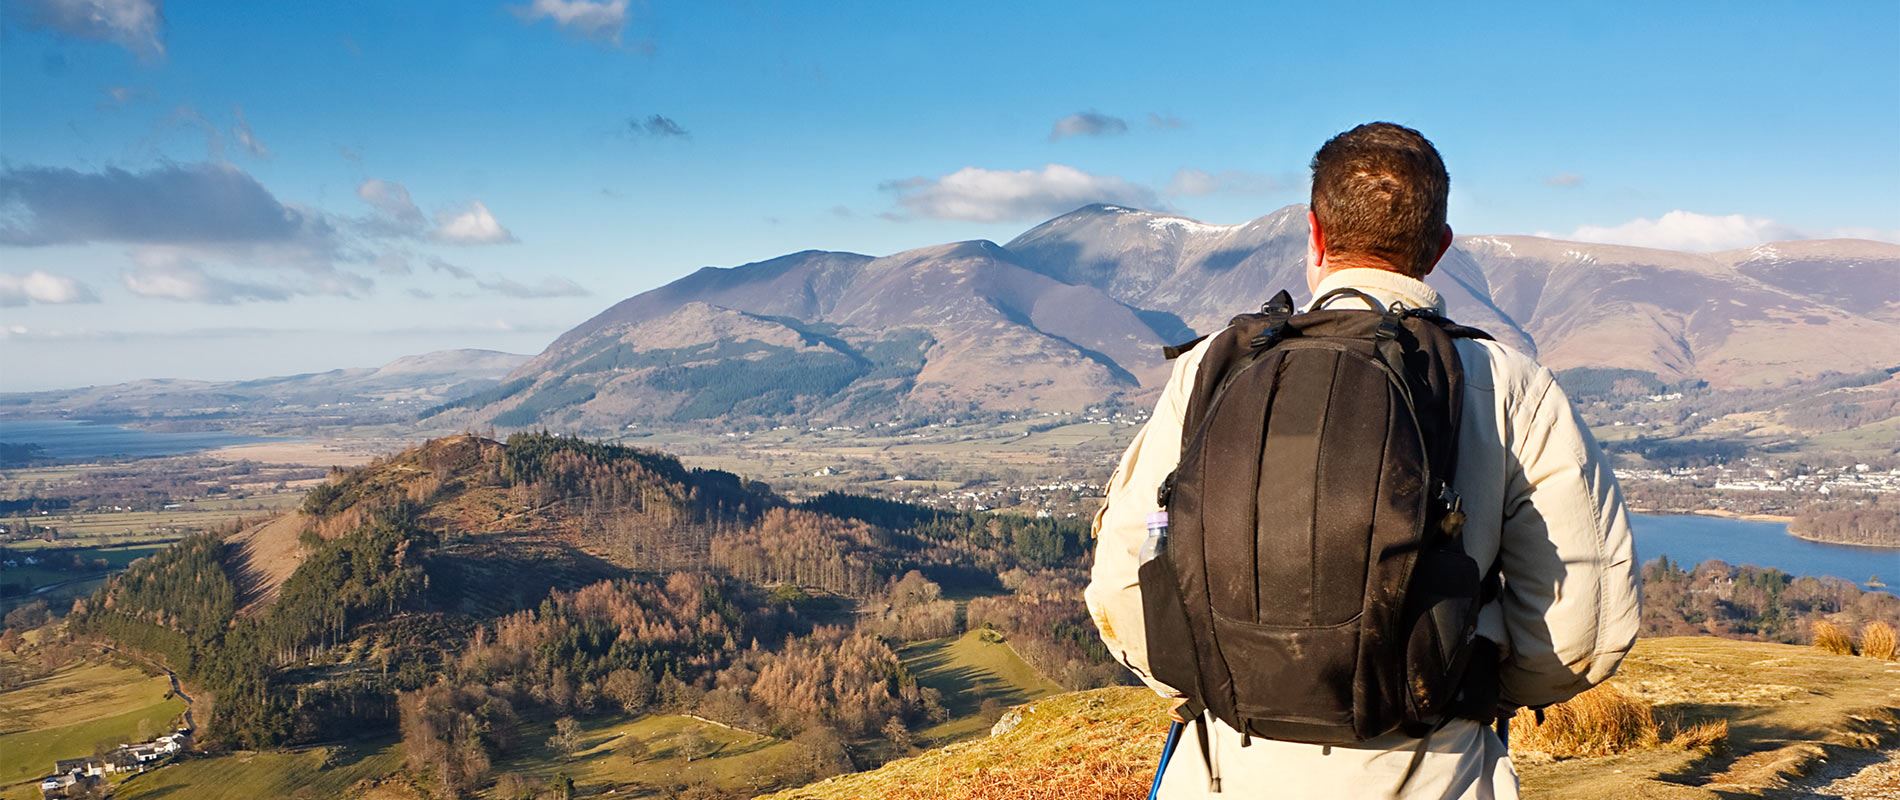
[[1811, 619, 1856, 656], [763, 689, 1170, 800], [1858, 621, 1897, 661], [1511, 684, 1661, 757], [875, 757, 1151, 800], [1666, 719, 1728, 752]]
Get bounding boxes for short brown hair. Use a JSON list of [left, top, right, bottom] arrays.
[[1308, 122, 1449, 277]]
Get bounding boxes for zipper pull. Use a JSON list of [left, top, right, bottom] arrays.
[[1156, 470, 1177, 508]]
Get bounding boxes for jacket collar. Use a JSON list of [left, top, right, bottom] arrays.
[[1306, 267, 1444, 314]]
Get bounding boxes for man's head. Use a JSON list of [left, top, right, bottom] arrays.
[[1305, 122, 1453, 291]]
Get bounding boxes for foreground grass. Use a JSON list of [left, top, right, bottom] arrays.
[[768, 637, 1900, 800], [0, 657, 185, 790], [763, 689, 1170, 800]]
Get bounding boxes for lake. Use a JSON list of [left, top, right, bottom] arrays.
[[0, 419, 267, 461], [1633, 513, 1898, 594]]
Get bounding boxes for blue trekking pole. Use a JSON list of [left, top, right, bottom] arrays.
[[1148, 720, 1185, 800]]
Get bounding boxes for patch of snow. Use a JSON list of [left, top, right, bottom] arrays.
[[1746, 244, 1783, 262], [1463, 236, 1515, 254], [1562, 248, 1599, 264], [1147, 216, 1240, 235]]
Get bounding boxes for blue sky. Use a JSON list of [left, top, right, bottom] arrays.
[[2, 0, 1897, 390]]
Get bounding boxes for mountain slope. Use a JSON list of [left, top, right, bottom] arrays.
[[1459, 235, 1900, 386], [453, 240, 1171, 430], [1005, 204, 1537, 353], [467, 205, 1899, 431]]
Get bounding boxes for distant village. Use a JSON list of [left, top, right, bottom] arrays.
[[1617, 461, 1900, 497], [38, 730, 189, 798]]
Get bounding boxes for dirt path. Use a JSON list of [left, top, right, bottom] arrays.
[[1790, 748, 1900, 800], [98, 643, 194, 735]]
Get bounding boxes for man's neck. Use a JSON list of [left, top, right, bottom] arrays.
[[1318, 256, 1412, 279]]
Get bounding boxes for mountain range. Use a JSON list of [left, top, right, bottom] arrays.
[[0, 348, 529, 431], [433, 204, 1900, 432]]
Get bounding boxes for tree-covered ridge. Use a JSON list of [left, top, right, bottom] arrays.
[[47, 430, 1131, 797], [1639, 557, 1900, 642]]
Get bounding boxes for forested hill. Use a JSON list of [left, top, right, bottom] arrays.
[[62, 432, 1106, 796]]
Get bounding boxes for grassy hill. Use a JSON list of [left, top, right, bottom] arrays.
[[764, 637, 1900, 800]]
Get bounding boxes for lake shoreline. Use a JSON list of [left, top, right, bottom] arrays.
[[1635, 507, 1900, 551], [1630, 513, 1894, 593]]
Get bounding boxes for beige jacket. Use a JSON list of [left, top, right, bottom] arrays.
[[1085, 267, 1641, 799]]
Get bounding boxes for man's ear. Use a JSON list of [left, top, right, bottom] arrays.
[[1307, 210, 1326, 262], [1421, 224, 1454, 278], [1305, 210, 1326, 292]]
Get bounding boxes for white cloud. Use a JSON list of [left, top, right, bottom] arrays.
[[883, 164, 1157, 222], [432, 201, 516, 245], [1558, 210, 1805, 251], [7, 0, 164, 60], [121, 258, 291, 304], [1544, 173, 1583, 188], [1049, 111, 1127, 141], [0, 270, 100, 306], [1165, 168, 1284, 197], [513, 0, 627, 43], [357, 178, 425, 228]]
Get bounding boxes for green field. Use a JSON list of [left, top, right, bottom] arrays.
[[110, 737, 406, 800], [90, 712, 812, 800], [1, 541, 178, 615], [901, 630, 1064, 744], [5, 492, 302, 543], [0, 656, 186, 793], [489, 712, 806, 798]]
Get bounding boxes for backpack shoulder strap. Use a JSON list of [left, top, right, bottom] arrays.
[[1160, 289, 1298, 360]]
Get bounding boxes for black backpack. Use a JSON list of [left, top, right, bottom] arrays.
[[1140, 288, 1502, 757]]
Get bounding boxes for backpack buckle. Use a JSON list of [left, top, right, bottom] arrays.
[[1248, 323, 1289, 350], [1438, 486, 1466, 536]]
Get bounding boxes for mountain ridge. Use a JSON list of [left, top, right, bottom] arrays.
[[444, 206, 1898, 431]]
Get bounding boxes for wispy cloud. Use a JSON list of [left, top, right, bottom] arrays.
[[232, 105, 270, 159], [1049, 111, 1127, 141], [5, 0, 165, 60], [882, 164, 1157, 222], [0, 270, 99, 306], [513, 0, 628, 44], [1147, 113, 1187, 130], [425, 256, 475, 280], [357, 178, 426, 229], [120, 257, 293, 304], [625, 114, 689, 139], [1544, 173, 1583, 188], [476, 275, 589, 298]]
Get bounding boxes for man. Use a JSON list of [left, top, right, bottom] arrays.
[[1085, 122, 1641, 799]]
